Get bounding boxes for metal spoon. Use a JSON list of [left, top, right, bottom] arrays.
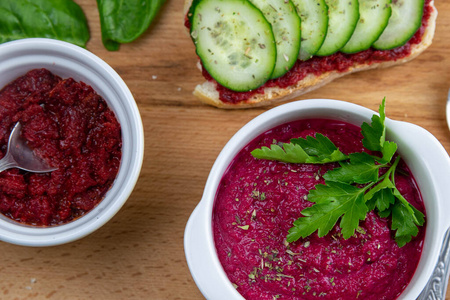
[[0, 122, 57, 173]]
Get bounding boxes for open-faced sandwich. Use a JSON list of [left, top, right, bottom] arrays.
[[184, 0, 437, 108]]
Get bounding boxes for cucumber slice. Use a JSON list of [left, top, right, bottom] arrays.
[[291, 0, 328, 61], [190, 0, 276, 92], [341, 0, 392, 53], [316, 0, 359, 56], [249, 0, 301, 79], [372, 0, 424, 50]]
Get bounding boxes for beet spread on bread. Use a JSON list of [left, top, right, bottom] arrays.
[[184, 0, 437, 108]]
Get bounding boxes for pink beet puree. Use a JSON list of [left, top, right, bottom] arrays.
[[213, 119, 425, 300]]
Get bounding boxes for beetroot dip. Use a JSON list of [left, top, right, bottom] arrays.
[[0, 69, 122, 226], [186, 0, 434, 104], [213, 119, 425, 300]]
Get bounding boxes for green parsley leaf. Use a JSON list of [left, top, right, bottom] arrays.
[[287, 181, 368, 242], [252, 99, 425, 248], [391, 200, 424, 247], [392, 186, 425, 226], [324, 152, 381, 184], [364, 172, 395, 204], [366, 187, 395, 212], [378, 207, 392, 218], [250, 143, 309, 163], [291, 134, 348, 163], [361, 98, 386, 152], [379, 141, 397, 164], [251, 134, 348, 164]]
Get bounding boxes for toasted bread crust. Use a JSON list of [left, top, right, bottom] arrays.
[[185, 0, 437, 109]]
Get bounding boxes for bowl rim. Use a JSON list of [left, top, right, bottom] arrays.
[[0, 38, 144, 246], [184, 98, 450, 299]]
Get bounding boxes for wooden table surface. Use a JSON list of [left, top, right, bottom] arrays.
[[1, 0, 449, 299]]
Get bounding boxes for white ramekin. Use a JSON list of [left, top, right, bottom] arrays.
[[184, 99, 450, 299], [0, 38, 144, 246]]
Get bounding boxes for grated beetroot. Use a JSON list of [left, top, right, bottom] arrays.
[[0, 69, 122, 226]]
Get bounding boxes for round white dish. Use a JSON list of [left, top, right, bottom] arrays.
[[184, 99, 450, 299], [0, 38, 144, 246]]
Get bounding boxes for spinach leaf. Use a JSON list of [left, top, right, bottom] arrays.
[[0, 0, 89, 48], [96, 0, 165, 51]]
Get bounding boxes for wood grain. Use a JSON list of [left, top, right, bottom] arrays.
[[0, 0, 449, 299]]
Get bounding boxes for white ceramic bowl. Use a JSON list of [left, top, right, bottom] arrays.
[[0, 38, 144, 246], [184, 99, 450, 299]]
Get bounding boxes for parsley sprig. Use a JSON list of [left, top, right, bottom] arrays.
[[251, 99, 424, 247]]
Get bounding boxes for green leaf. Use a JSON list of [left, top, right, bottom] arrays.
[[97, 0, 165, 51], [378, 207, 392, 218], [364, 174, 395, 206], [251, 134, 348, 164], [392, 187, 425, 226], [411, 204, 426, 226], [291, 134, 348, 163], [391, 200, 424, 247], [287, 181, 368, 242], [361, 98, 386, 152], [251, 143, 310, 163], [0, 0, 89, 47], [379, 141, 397, 163], [292, 134, 341, 157], [305, 149, 348, 164], [323, 152, 381, 184], [366, 187, 395, 212]]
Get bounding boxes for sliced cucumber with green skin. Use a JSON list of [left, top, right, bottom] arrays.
[[249, 0, 301, 79], [291, 0, 328, 61], [190, 0, 276, 92], [341, 0, 392, 53], [372, 0, 424, 50], [315, 0, 359, 56]]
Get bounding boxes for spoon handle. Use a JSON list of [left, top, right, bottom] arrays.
[[418, 226, 450, 300], [0, 152, 18, 173]]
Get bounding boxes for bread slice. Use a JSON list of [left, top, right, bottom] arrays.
[[184, 0, 437, 109]]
